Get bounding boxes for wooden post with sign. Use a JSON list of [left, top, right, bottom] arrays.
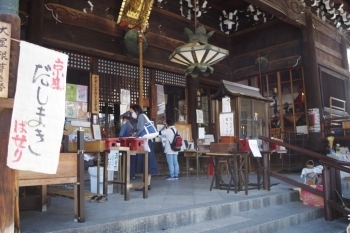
[[90, 74, 99, 114], [0, 1, 20, 232], [0, 21, 11, 98]]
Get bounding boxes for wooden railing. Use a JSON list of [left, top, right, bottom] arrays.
[[259, 136, 350, 221]]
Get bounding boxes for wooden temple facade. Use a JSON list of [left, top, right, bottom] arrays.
[[2, 0, 350, 231]]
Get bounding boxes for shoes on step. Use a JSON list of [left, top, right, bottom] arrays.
[[97, 196, 108, 203], [135, 185, 151, 191], [166, 177, 174, 180], [89, 195, 99, 203], [174, 177, 178, 180]]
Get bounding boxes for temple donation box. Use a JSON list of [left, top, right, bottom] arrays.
[[212, 80, 271, 151]]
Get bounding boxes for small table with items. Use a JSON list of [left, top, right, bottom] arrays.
[[106, 146, 149, 201], [183, 149, 210, 178], [206, 151, 250, 195], [69, 140, 149, 201]]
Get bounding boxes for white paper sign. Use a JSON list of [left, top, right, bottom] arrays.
[[248, 140, 262, 157], [121, 89, 130, 105], [196, 109, 203, 123], [7, 41, 68, 174], [108, 150, 119, 171], [198, 127, 205, 139], [219, 112, 234, 136], [222, 96, 231, 112]]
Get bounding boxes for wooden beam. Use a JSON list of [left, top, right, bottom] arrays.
[[244, 0, 306, 28], [231, 39, 300, 62], [317, 57, 350, 78], [43, 37, 186, 74], [315, 41, 342, 60], [151, 7, 228, 37]]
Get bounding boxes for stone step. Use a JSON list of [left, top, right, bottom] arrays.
[[51, 190, 307, 233], [150, 201, 326, 233]]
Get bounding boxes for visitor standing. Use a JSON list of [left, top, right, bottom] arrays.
[[159, 119, 179, 180], [129, 105, 158, 190]]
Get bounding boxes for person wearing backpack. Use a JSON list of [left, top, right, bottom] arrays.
[[159, 119, 180, 180]]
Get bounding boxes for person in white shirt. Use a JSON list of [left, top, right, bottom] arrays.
[[159, 119, 179, 180]]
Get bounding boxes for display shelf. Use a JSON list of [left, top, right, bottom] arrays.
[[257, 67, 308, 137]]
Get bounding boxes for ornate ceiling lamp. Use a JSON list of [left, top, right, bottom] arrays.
[[169, 0, 229, 78]]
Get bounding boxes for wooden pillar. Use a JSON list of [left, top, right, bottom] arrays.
[[340, 36, 350, 112], [0, 1, 20, 232], [188, 76, 199, 142], [302, 11, 323, 151], [27, 0, 44, 45]]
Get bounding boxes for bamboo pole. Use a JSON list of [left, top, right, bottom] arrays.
[[138, 30, 144, 108]]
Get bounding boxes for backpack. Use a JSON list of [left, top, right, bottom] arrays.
[[169, 128, 183, 152]]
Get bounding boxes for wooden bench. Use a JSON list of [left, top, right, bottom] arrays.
[[18, 153, 84, 222]]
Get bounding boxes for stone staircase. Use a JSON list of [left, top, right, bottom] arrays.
[[50, 189, 347, 233]]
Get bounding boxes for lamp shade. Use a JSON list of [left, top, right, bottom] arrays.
[[169, 26, 229, 78]]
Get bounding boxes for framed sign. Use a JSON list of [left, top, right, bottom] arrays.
[[90, 74, 99, 114], [92, 124, 102, 140]]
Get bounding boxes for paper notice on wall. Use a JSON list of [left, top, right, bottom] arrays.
[[222, 96, 231, 112], [196, 109, 203, 123], [107, 150, 119, 171], [7, 41, 68, 174], [248, 140, 262, 157], [219, 112, 234, 136], [198, 127, 205, 139], [121, 89, 130, 105]]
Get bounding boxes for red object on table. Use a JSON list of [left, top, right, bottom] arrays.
[[239, 139, 250, 152], [104, 138, 121, 150], [127, 138, 147, 151]]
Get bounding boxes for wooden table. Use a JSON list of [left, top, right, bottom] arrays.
[[183, 149, 210, 178], [101, 147, 149, 201], [206, 151, 249, 195]]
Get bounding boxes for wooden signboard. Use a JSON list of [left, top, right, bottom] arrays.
[[90, 74, 99, 114], [0, 21, 11, 98]]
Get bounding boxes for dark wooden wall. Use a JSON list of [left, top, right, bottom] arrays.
[[230, 20, 302, 80]]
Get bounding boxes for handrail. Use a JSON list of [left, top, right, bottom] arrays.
[[258, 135, 350, 221], [258, 136, 334, 161]]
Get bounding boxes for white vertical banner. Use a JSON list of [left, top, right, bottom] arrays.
[[7, 41, 68, 174], [108, 150, 119, 171], [222, 96, 231, 113]]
